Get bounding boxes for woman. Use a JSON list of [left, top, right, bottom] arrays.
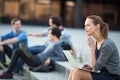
[[68, 15, 120, 80]]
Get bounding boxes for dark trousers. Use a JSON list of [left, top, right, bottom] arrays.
[[0, 45, 13, 63], [61, 42, 71, 50], [7, 48, 40, 73], [29, 45, 46, 55], [14, 45, 46, 71], [0, 45, 24, 72]]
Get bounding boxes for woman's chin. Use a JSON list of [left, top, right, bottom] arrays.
[[86, 33, 90, 36]]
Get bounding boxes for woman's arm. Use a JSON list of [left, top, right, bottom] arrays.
[[87, 36, 96, 69]]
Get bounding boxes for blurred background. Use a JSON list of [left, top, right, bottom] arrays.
[[0, 0, 120, 30]]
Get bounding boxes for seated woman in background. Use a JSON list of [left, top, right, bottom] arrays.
[[68, 15, 120, 80]]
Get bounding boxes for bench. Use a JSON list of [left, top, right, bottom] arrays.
[[23, 61, 72, 80]]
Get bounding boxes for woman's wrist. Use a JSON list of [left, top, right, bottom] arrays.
[[90, 48, 95, 56]]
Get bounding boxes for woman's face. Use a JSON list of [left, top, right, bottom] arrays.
[[84, 18, 97, 36]]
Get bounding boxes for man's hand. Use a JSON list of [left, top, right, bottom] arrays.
[[28, 33, 43, 37], [27, 33, 34, 36], [0, 42, 4, 46], [0, 40, 4, 51], [44, 58, 51, 66], [0, 46, 3, 51]]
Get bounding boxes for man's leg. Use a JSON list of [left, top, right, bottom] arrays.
[[14, 59, 24, 73], [3, 45, 13, 58], [0, 52, 5, 63], [14, 45, 46, 72], [7, 48, 40, 73], [0, 48, 21, 79], [0, 45, 13, 68], [0, 48, 41, 79], [18, 43, 41, 67], [0, 52, 6, 69], [29, 45, 46, 55]]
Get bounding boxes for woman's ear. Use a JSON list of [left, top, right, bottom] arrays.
[[96, 24, 100, 30]]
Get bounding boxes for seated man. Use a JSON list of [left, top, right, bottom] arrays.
[[16, 16, 76, 73], [0, 18, 28, 67], [0, 27, 67, 79], [28, 16, 76, 55]]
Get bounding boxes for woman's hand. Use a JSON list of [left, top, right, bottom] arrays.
[[87, 36, 95, 49], [82, 64, 92, 70], [87, 36, 96, 67]]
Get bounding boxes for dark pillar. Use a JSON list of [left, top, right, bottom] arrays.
[[74, 0, 83, 28], [60, 0, 66, 26]]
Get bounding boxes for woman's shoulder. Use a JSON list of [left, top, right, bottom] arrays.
[[102, 37, 117, 49]]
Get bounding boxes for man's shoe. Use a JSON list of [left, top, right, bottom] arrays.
[[19, 43, 32, 57], [13, 68, 24, 75], [0, 72, 13, 79]]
